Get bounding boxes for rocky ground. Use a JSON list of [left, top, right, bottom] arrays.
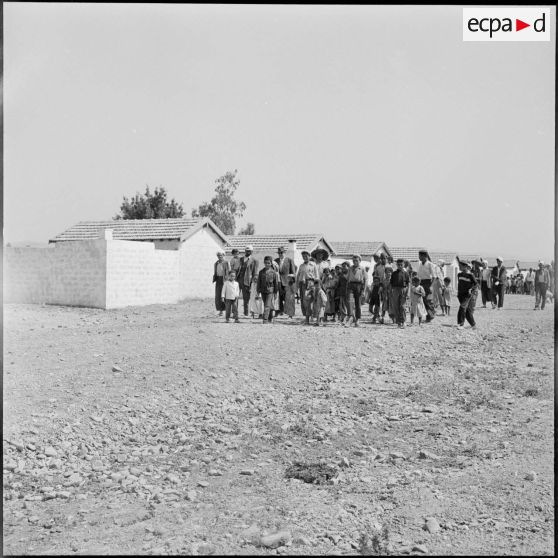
[[3, 294, 554, 556]]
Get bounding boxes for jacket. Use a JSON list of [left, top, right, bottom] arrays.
[[274, 256, 296, 287], [238, 255, 260, 287], [491, 265, 507, 285], [257, 267, 279, 295], [213, 260, 230, 283]]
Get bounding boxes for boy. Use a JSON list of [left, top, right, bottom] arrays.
[[390, 258, 410, 328], [257, 256, 279, 323], [457, 260, 478, 329], [311, 278, 328, 326], [221, 270, 240, 323], [381, 266, 393, 324], [345, 254, 367, 327]]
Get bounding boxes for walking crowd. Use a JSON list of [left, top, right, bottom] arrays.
[[212, 246, 555, 329]]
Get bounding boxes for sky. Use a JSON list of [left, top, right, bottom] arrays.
[[3, 3, 556, 261]]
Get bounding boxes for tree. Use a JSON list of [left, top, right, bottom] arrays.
[[115, 186, 184, 220], [191, 170, 246, 235], [238, 222, 255, 235]]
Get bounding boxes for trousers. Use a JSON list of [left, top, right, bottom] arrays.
[[391, 286, 407, 325], [535, 284, 548, 309], [224, 298, 239, 321], [420, 279, 435, 320], [346, 283, 363, 321], [457, 294, 476, 326], [492, 283, 505, 308]]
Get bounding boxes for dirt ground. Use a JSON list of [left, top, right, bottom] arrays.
[[3, 293, 554, 556]]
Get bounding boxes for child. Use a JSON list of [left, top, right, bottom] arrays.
[[441, 277, 452, 315], [457, 260, 478, 329], [382, 266, 393, 324], [284, 274, 297, 318], [311, 278, 328, 326], [256, 256, 279, 323], [221, 270, 240, 323], [410, 276, 426, 325], [369, 276, 383, 323], [335, 262, 349, 323], [322, 268, 338, 322]]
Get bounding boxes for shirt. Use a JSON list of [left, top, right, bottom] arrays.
[[296, 261, 318, 285], [215, 262, 226, 277], [482, 268, 492, 282], [221, 280, 240, 300], [417, 260, 437, 280], [390, 269, 410, 288], [229, 257, 241, 274], [457, 271, 477, 297], [347, 265, 367, 284]]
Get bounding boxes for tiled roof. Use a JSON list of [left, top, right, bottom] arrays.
[[389, 247, 428, 262], [225, 234, 335, 254], [329, 241, 389, 257], [49, 218, 227, 243], [429, 251, 458, 265]]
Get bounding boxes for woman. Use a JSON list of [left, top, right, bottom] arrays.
[[213, 251, 230, 316]]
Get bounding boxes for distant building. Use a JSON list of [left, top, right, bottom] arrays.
[[329, 241, 391, 269]]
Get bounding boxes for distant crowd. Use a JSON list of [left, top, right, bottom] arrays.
[[212, 246, 554, 330]]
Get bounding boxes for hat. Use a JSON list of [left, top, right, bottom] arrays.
[[342, 260, 350, 266], [277, 246, 286, 253], [231, 248, 239, 255], [301, 250, 310, 256], [418, 249, 428, 255], [245, 245, 254, 251], [396, 258, 404, 263], [539, 260, 544, 266], [352, 254, 361, 260], [216, 250, 225, 256], [496, 256, 503, 262], [438, 259, 445, 265], [461, 260, 472, 268]]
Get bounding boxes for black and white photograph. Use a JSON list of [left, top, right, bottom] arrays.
[[2, 3, 555, 555]]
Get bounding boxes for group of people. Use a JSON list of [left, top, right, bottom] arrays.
[[212, 246, 554, 328]]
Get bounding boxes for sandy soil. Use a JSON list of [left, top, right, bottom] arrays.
[[3, 294, 554, 556]]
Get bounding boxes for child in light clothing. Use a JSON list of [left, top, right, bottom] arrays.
[[221, 271, 240, 323], [441, 277, 452, 315], [410, 276, 426, 325], [382, 266, 393, 324]]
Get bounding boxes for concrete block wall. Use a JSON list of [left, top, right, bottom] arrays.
[[178, 227, 225, 298], [3, 246, 53, 304], [48, 240, 107, 308], [105, 240, 180, 308]]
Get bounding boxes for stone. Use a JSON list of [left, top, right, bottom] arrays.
[[197, 543, 216, 555], [166, 473, 180, 484], [91, 461, 104, 472], [57, 491, 71, 499], [44, 447, 58, 458], [208, 469, 223, 476], [197, 481, 209, 488], [260, 530, 292, 549], [112, 365, 123, 372], [413, 544, 429, 553], [525, 472, 537, 481], [185, 490, 197, 502], [418, 450, 440, 460], [293, 536, 311, 546], [390, 452, 406, 460], [425, 517, 441, 533], [4, 460, 17, 471], [240, 469, 255, 476]]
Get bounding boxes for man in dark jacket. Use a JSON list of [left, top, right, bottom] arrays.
[[390, 258, 410, 328], [274, 246, 296, 316], [534, 261, 551, 310], [491, 257, 507, 309]]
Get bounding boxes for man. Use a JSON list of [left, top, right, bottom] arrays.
[[237, 245, 259, 317], [213, 250, 230, 316], [456, 260, 478, 330], [491, 257, 507, 309], [534, 261, 551, 310], [257, 256, 279, 323], [480, 261, 492, 307], [417, 250, 437, 322], [229, 248, 241, 276], [525, 267, 535, 296], [296, 251, 318, 317], [345, 254, 367, 327], [390, 258, 410, 329], [275, 246, 296, 316], [432, 259, 446, 312]]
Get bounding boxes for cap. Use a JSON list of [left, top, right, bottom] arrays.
[[277, 246, 285, 253], [496, 256, 503, 262], [216, 250, 225, 256], [352, 254, 361, 260], [245, 245, 254, 251]]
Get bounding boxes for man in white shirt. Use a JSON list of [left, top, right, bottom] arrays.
[[524, 268, 535, 296], [481, 261, 492, 307], [417, 250, 437, 322]]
